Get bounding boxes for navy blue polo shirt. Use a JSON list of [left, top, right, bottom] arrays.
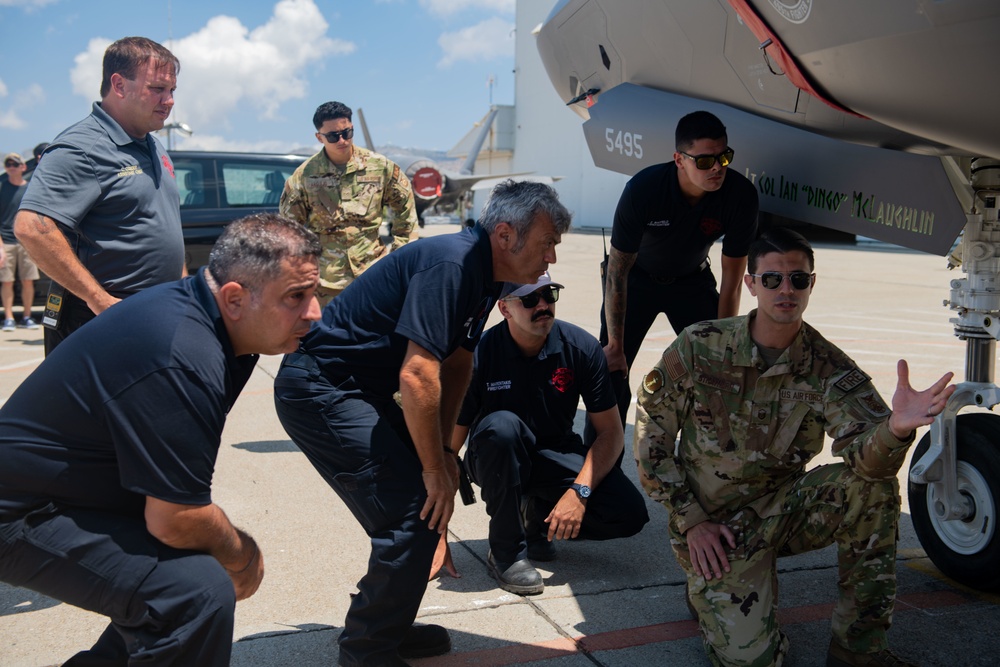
[[301, 225, 500, 398], [611, 162, 758, 279], [458, 319, 616, 448], [19, 102, 183, 296], [0, 270, 257, 521]]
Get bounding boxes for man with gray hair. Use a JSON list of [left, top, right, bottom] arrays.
[[0, 213, 321, 666], [274, 180, 571, 666]]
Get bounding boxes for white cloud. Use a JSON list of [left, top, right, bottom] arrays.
[[0, 79, 45, 130], [68, 0, 354, 131], [420, 0, 514, 18], [437, 17, 514, 68], [0, 0, 59, 10]]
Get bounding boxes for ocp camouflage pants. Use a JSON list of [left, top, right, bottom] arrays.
[[674, 463, 900, 667]]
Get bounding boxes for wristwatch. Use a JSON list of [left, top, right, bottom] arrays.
[[570, 483, 592, 499]]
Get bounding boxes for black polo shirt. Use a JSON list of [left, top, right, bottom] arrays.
[[611, 162, 758, 279], [0, 270, 257, 521], [301, 224, 501, 398], [458, 319, 615, 448], [19, 102, 183, 296]]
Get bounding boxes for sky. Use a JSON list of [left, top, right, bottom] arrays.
[[0, 0, 518, 157]]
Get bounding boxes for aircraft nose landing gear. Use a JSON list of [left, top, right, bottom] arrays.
[[909, 163, 1000, 590]]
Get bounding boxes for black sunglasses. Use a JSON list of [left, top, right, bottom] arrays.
[[507, 286, 560, 308], [319, 127, 354, 143], [4, 162, 20, 168], [751, 271, 814, 290], [679, 147, 734, 170]]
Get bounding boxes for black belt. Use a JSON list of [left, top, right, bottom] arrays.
[[639, 258, 709, 284]]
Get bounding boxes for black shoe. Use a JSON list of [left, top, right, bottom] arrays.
[[827, 638, 916, 667], [527, 536, 557, 562], [398, 623, 451, 659], [488, 551, 544, 595]]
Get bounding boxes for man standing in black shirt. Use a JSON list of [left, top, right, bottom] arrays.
[[600, 110, 758, 429]]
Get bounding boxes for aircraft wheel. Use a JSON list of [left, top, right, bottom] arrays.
[[908, 413, 1000, 590]]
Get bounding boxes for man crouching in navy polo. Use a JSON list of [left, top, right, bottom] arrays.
[[453, 272, 649, 595]]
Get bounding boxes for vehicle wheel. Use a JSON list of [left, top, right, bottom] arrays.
[[908, 413, 1000, 590]]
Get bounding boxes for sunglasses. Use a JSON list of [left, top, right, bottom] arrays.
[[507, 286, 560, 308], [4, 162, 20, 168], [319, 127, 354, 143], [679, 147, 734, 170], [751, 271, 815, 290]]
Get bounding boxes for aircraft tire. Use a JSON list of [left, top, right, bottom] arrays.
[[908, 412, 1000, 591]]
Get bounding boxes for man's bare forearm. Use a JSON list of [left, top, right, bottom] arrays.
[[604, 247, 637, 346], [14, 210, 114, 311]]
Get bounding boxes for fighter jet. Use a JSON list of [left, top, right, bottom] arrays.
[[357, 107, 531, 224], [536, 0, 1000, 592]]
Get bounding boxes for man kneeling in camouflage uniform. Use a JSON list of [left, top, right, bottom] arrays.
[[634, 228, 956, 667]]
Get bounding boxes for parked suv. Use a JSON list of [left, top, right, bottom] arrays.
[[172, 150, 308, 270]]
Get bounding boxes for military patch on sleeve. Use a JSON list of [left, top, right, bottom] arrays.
[[663, 348, 687, 382], [642, 368, 664, 394], [855, 390, 891, 417], [833, 368, 871, 395]]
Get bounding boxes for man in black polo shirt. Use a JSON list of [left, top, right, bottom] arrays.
[[454, 273, 649, 595], [274, 180, 571, 667], [15, 36, 184, 355], [600, 110, 758, 430], [0, 214, 322, 666]]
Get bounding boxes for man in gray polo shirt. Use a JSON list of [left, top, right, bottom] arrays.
[[15, 36, 184, 354]]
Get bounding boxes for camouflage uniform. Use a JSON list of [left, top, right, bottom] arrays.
[[635, 313, 912, 667], [280, 145, 417, 304]]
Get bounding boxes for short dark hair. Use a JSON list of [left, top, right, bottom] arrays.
[[209, 213, 321, 293], [100, 37, 179, 98], [747, 227, 814, 274], [675, 111, 727, 151], [313, 101, 353, 130], [33, 143, 49, 160], [477, 180, 572, 251]]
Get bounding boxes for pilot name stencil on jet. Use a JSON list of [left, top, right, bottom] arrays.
[[746, 168, 936, 238]]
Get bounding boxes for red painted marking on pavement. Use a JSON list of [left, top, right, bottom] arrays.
[[412, 588, 973, 666]]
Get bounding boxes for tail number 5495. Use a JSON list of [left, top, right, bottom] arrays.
[[605, 128, 643, 160]]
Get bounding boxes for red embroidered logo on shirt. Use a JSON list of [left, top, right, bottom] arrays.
[[550, 367, 574, 393], [699, 216, 722, 237], [161, 155, 174, 178]]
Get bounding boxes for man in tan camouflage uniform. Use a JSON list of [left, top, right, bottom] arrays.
[[281, 101, 417, 305], [635, 227, 956, 667]]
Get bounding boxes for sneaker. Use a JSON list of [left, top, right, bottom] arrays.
[[19, 317, 38, 330], [487, 550, 544, 595], [827, 638, 917, 667], [397, 623, 451, 659], [2, 319, 15, 332]]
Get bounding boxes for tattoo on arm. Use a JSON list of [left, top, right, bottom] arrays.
[[605, 248, 637, 343]]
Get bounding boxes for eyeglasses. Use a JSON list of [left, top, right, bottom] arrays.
[[506, 286, 560, 308], [679, 147, 734, 170], [319, 127, 354, 143], [750, 271, 814, 290]]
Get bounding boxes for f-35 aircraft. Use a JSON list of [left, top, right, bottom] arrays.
[[357, 107, 529, 224], [536, 0, 1000, 591]]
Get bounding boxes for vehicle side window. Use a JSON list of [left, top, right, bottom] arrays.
[[173, 159, 215, 209], [219, 161, 296, 207]]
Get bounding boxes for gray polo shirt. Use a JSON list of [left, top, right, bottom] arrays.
[[19, 102, 183, 297]]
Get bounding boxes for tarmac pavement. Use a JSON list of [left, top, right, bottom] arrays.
[[2, 224, 999, 666]]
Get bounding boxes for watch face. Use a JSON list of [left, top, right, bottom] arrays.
[[575, 484, 592, 498]]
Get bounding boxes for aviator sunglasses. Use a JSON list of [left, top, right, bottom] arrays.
[[679, 147, 735, 170], [750, 271, 815, 290], [320, 127, 354, 143], [507, 286, 560, 308]]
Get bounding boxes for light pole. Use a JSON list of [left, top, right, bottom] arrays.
[[161, 122, 193, 150]]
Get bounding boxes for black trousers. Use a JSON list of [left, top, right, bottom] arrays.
[[0, 506, 236, 666], [274, 353, 438, 667], [597, 266, 719, 433], [465, 411, 649, 564]]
